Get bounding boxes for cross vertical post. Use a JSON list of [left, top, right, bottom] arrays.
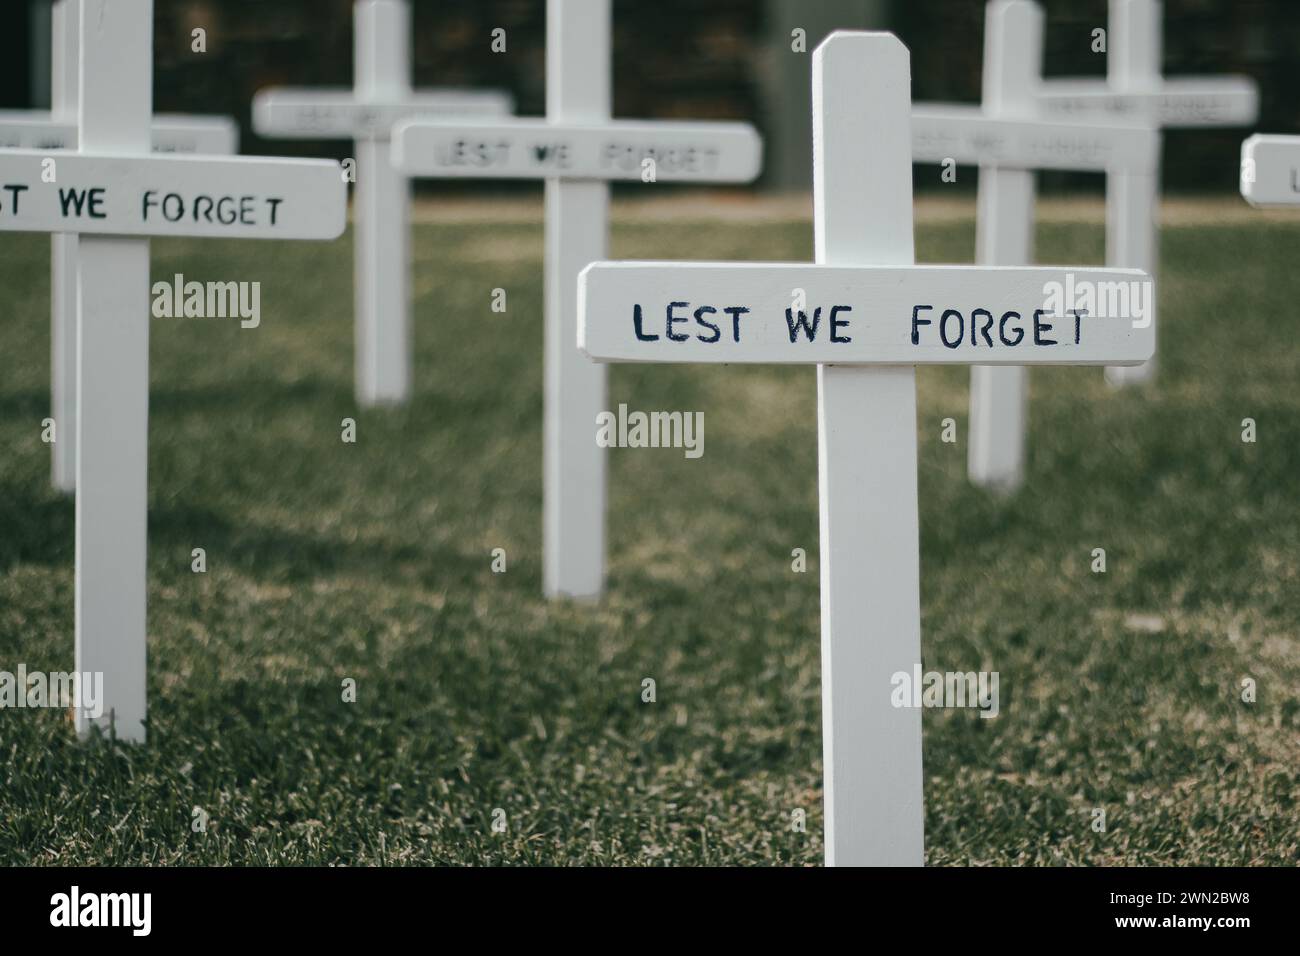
[[969, 0, 1040, 492], [543, 0, 610, 598], [50, 0, 79, 493], [813, 33, 924, 866], [74, 0, 152, 742], [354, 0, 413, 406], [1104, 0, 1160, 387]]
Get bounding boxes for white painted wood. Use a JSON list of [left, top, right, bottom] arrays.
[[1110, 0, 1162, 90], [578, 262, 1154, 365], [353, 0, 413, 405], [1103, 163, 1159, 387], [0, 116, 239, 157], [75, 0, 153, 743], [252, 0, 513, 408], [0, 151, 346, 239], [392, 118, 763, 182], [542, 0, 611, 599], [251, 88, 513, 138], [146, 116, 240, 155], [911, 105, 1157, 173], [1103, 0, 1163, 388], [1240, 135, 1300, 206], [50, 0, 79, 494], [969, 0, 1039, 493], [1040, 1, 1257, 128], [812, 32, 924, 868], [0, 111, 239, 155], [1037, 77, 1258, 127]]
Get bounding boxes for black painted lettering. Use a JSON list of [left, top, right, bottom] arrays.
[[999, 311, 1024, 347], [939, 309, 964, 349], [829, 305, 852, 343], [910, 305, 933, 345], [693, 305, 720, 343], [60, 187, 93, 218], [2, 183, 27, 214], [666, 301, 690, 342], [1033, 309, 1057, 346], [723, 306, 749, 343], [1070, 308, 1086, 344], [786, 307, 821, 342], [217, 196, 237, 225], [632, 304, 658, 342]]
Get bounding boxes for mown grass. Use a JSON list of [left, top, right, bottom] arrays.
[[0, 199, 1296, 865]]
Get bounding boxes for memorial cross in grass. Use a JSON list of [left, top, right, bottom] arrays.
[[577, 32, 1154, 865], [253, 0, 513, 407], [390, 0, 762, 599], [1036, 0, 1258, 387], [0, 0, 239, 492], [0, 0, 349, 742], [911, 0, 1159, 491]]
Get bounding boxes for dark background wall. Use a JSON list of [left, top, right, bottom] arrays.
[[5, 0, 1299, 193]]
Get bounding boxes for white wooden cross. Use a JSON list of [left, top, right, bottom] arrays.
[[390, 0, 762, 600], [1036, 0, 1259, 387], [911, 0, 1159, 492], [0, 0, 240, 494], [577, 31, 1153, 866], [0, 0, 347, 743], [252, 0, 513, 407]]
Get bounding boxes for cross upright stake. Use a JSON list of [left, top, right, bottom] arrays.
[[543, 0, 612, 599], [75, 0, 153, 742], [970, 0, 1041, 493], [577, 31, 1153, 865], [812, 32, 925, 866], [1102, 0, 1163, 389], [50, 0, 79, 494], [353, 0, 415, 406]]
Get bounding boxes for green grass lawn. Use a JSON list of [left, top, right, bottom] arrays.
[[0, 199, 1297, 865]]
